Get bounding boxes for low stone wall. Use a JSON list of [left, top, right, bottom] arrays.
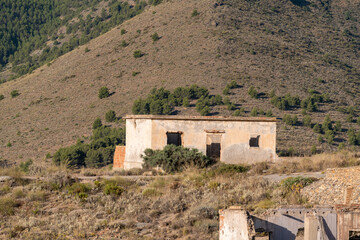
[[303, 166, 360, 205]]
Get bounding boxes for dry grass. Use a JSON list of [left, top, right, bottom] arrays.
[[264, 151, 360, 174]]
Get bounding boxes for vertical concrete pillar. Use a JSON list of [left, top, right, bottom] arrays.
[[304, 214, 320, 240], [219, 207, 254, 240]]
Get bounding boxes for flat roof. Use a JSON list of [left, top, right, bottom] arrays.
[[124, 115, 277, 122]]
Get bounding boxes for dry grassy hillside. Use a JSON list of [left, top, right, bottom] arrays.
[[0, 0, 359, 164]]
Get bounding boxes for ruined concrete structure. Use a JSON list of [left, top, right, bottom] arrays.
[[220, 205, 360, 240], [113, 115, 277, 169]]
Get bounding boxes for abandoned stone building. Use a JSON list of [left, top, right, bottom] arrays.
[[113, 115, 277, 170]]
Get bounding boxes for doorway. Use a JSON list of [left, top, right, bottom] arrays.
[[206, 134, 222, 160]]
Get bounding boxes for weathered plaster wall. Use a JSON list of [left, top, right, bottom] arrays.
[[124, 119, 152, 169], [219, 207, 254, 240], [151, 119, 276, 164]]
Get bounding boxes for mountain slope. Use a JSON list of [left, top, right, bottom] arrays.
[[0, 0, 360, 164]]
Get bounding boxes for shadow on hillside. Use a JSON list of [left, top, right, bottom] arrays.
[[290, 0, 310, 6]]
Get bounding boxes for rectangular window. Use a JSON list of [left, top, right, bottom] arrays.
[[167, 132, 182, 146], [249, 136, 260, 147]]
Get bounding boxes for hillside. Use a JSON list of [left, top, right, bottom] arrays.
[[0, 0, 360, 164]]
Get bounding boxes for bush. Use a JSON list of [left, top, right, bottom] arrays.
[[133, 50, 144, 58], [105, 110, 116, 122], [151, 32, 160, 42], [0, 94, 4, 100], [142, 145, 215, 173], [98, 86, 110, 99], [335, 121, 342, 132], [103, 182, 124, 196], [311, 145, 317, 155], [266, 110, 273, 117], [283, 114, 297, 126], [19, 159, 33, 173], [93, 118, 102, 129], [10, 90, 19, 98], [324, 130, 334, 144], [250, 107, 258, 117], [191, 9, 199, 17], [120, 29, 126, 35], [322, 115, 332, 132], [0, 197, 16, 215], [142, 188, 160, 197], [222, 86, 230, 95], [303, 115, 311, 127], [248, 86, 258, 99], [53, 126, 125, 168], [313, 123, 322, 133]]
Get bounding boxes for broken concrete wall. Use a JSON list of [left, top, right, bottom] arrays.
[[122, 115, 276, 169], [253, 207, 336, 240], [219, 207, 255, 240], [336, 204, 360, 240]]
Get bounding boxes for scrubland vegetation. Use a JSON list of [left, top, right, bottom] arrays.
[[1, 151, 360, 238]]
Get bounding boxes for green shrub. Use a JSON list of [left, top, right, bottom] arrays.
[[133, 50, 144, 58], [248, 86, 258, 99], [191, 9, 199, 17], [151, 32, 160, 42], [120, 29, 126, 35], [19, 159, 33, 173], [322, 115, 332, 132], [324, 130, 334, 144], [10, 90, 19, 98], [103, 182, 124, 196], [0, 94, 4, 100], [281, 177, 317, 193], [84, 47, 90, 52], [283, 114, 298, 126], [313, 123, 322, 134], [200, 106, 211, 116], [222, 86, 230, 95], [182, 97, 189, 107], [233, 109, 242, 116], [105, 110, 116, 122], [98, 86, 110, 99], [142, 145, 215, 173], [338, 143, 345, 150], [93, 118, 102, 129], [250, 107, 258, 117], [53, 126, 125, 168], [348, 128, 357, 145], [303, 115, 311, 127], [67, 182, 91, 198], [121, 40, 128, 47], [266, 110, 273, 117], [0, 197, 16, 215], [227, 80, 238, 89], [311, 145, 317, 155], [28, 190, 47, 201]]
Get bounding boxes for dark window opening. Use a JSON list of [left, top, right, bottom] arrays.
[[167, 132, 182, 146], [249, 136, 260, 147], [350, 231, 360, 240]]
